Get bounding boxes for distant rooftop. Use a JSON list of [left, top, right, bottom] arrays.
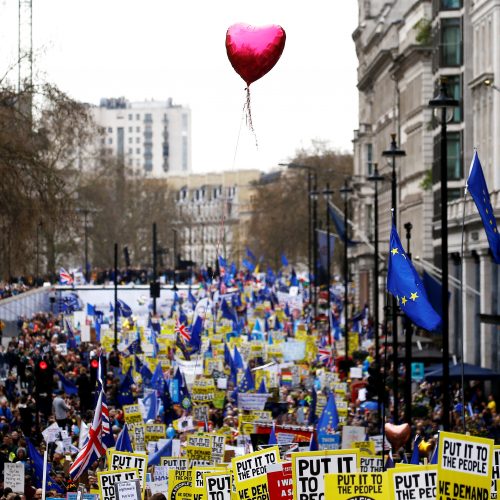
[[98, 97, 184, 110]]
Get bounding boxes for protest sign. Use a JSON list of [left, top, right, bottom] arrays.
[[191, 466, 227, 500], [492, 446, 500, 500], [352, 441, 375, 456], [133, 425, 146, 451], [324, 472, 387, 500], [359, 455, 384, 473], [193, 405, 210, 423], [388, 465, 437, 500], [159, 457, 189, 470], [341, 426, 366, 450], [145, 424, 166, 444], [205, 473, 231, 500], [232, 446, 280, 500], [292, 450, 359, 500], [4, 462, 24, 493], [42, 422, 62, 444], [192, 378, 216, 403], [109, 451, 148, 492], [437, 431, 493, 500], [123, 405, 143, 426], [211, 434, 226, 464], [186, 446, 213, 464], [148, 481, 169, 496], [97, 469, 139, 500], [115, 480, 141, 500], [238, 394, 269, 411], [187, 434, 212, 449], [167, 469, 192, 500], [369, 435, 391, 453], [267, 462, 292, 500], [317, 433, 341, 451], [154, 466, 169, 482]]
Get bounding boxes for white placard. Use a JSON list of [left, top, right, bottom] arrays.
[[4, 463, 24, 493], [115, 479, 141, 500]]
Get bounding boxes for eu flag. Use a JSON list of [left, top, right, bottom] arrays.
[[317, 392, 339, 433], [238, 365, 255, 392], [466, 151, 500, 263], [387, 224, 441, 332]]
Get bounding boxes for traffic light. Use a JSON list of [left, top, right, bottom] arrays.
[[90, 356, 99, 388], [34, 356, 54, 394]]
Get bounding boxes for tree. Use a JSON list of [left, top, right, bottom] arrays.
[[247, 142, 353, 271], [0, 83, 97, 279]]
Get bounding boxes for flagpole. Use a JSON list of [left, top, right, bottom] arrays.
[[324, 184, 334, 340], [114, 243, 118, 351], [41, 447, 48, 500]]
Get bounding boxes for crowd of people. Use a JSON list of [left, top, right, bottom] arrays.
[[0, 271, 496, 497]]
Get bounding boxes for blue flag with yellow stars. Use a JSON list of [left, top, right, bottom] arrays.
[[387, 224, 441, 331], [238, 365, 255, 392], [317, 392, 339, 433], [466, 151, 500, 263]]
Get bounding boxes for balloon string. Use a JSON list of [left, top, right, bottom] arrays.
[[244, 87, 258, 149]]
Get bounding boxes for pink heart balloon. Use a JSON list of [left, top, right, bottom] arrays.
[[225, 23, 286, 86]]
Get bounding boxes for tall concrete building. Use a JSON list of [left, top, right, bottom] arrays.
[[167, 170, 261, 268], [92, 97, 191, 177], [352, 0, 500, 372]]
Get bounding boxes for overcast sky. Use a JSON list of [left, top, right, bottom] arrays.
[[0, 1, 359, 173]]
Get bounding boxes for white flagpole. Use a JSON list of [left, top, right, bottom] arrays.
[[41, 447, 48, 500]]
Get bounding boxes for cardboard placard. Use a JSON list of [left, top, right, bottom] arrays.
[[4, 462, 24, 493], [325, 472, 387, 500], [109, 451, 148, 493], [291, 450, 359, 500], [267, 462, 292, 500], [437, 432, 493, 500], [167, 469, 192, 500], [388, 465, 437, 500], [115, 480, 141, 500], [97, 469, 139, 500], [205, 473, 231, 500]]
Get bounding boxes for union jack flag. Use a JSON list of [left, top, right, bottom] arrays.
[[59, 267, 74, 285], [318, 347, 333, 367], [69, 388, 111, 480], [175, 318, 191, 344]]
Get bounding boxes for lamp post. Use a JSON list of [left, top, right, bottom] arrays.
[[323, 183, 334, 335], [429, 77, 459, 432], [367, 164, 384, 425], [281, 163, 318, 321], [382, 133, 406, 424], [403, 221, 413, 429], [310, 183, 319, 322], [152, 222, 158, 315], [340, 180, 353, 363]]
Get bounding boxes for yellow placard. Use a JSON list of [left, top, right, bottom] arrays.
[[292, 450, 360, 500], [168, 469, 193, 500], [437, 431, 493, 500], [186, 446, 213, 464], [123, 404, 143, 425], [325, 472, 387, 500], [97, 468, 139, 500], [232, 446, 280, 500], [159, 457, 189, 469], [387, 465, 437, 500], [492, 446, 500, 500], [192, 466, 227, 500], [109, 450, 148, 493], [145, 423, 166, 444], [205, 473, 232, 500], [352, 440, 375, 456], [359, 454, 384, 472]]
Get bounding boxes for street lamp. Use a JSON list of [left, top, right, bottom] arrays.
[[429, 77, 459, 431], [382, 133, 406, 424], [340, 180, 353, 363], [310, 185, 319, 322], [403, 221, 413, 429], [367, 164, 384, 425], [280, 163, 318, 320], [323, 183, 334, 335]]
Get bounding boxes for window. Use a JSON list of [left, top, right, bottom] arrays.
[[108, 137, 113, 144], [128, 126, 133, 133], [145, 113, 152, 122], [366, 143, 373, 176], [128, 137, 132, 144], [446, 75, 462, 122], [136, 126, 141, 133], [136, 148, 141, 154], [128, 148, 133, 154], [441, 0, 461, 9], [441, 18, 462, 66], [128, 114, 133, 120], [107, 127, 113, 133], [136, 137, 140, 144], [136, 114, 140, 120], [447, 132, 462, 180]]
